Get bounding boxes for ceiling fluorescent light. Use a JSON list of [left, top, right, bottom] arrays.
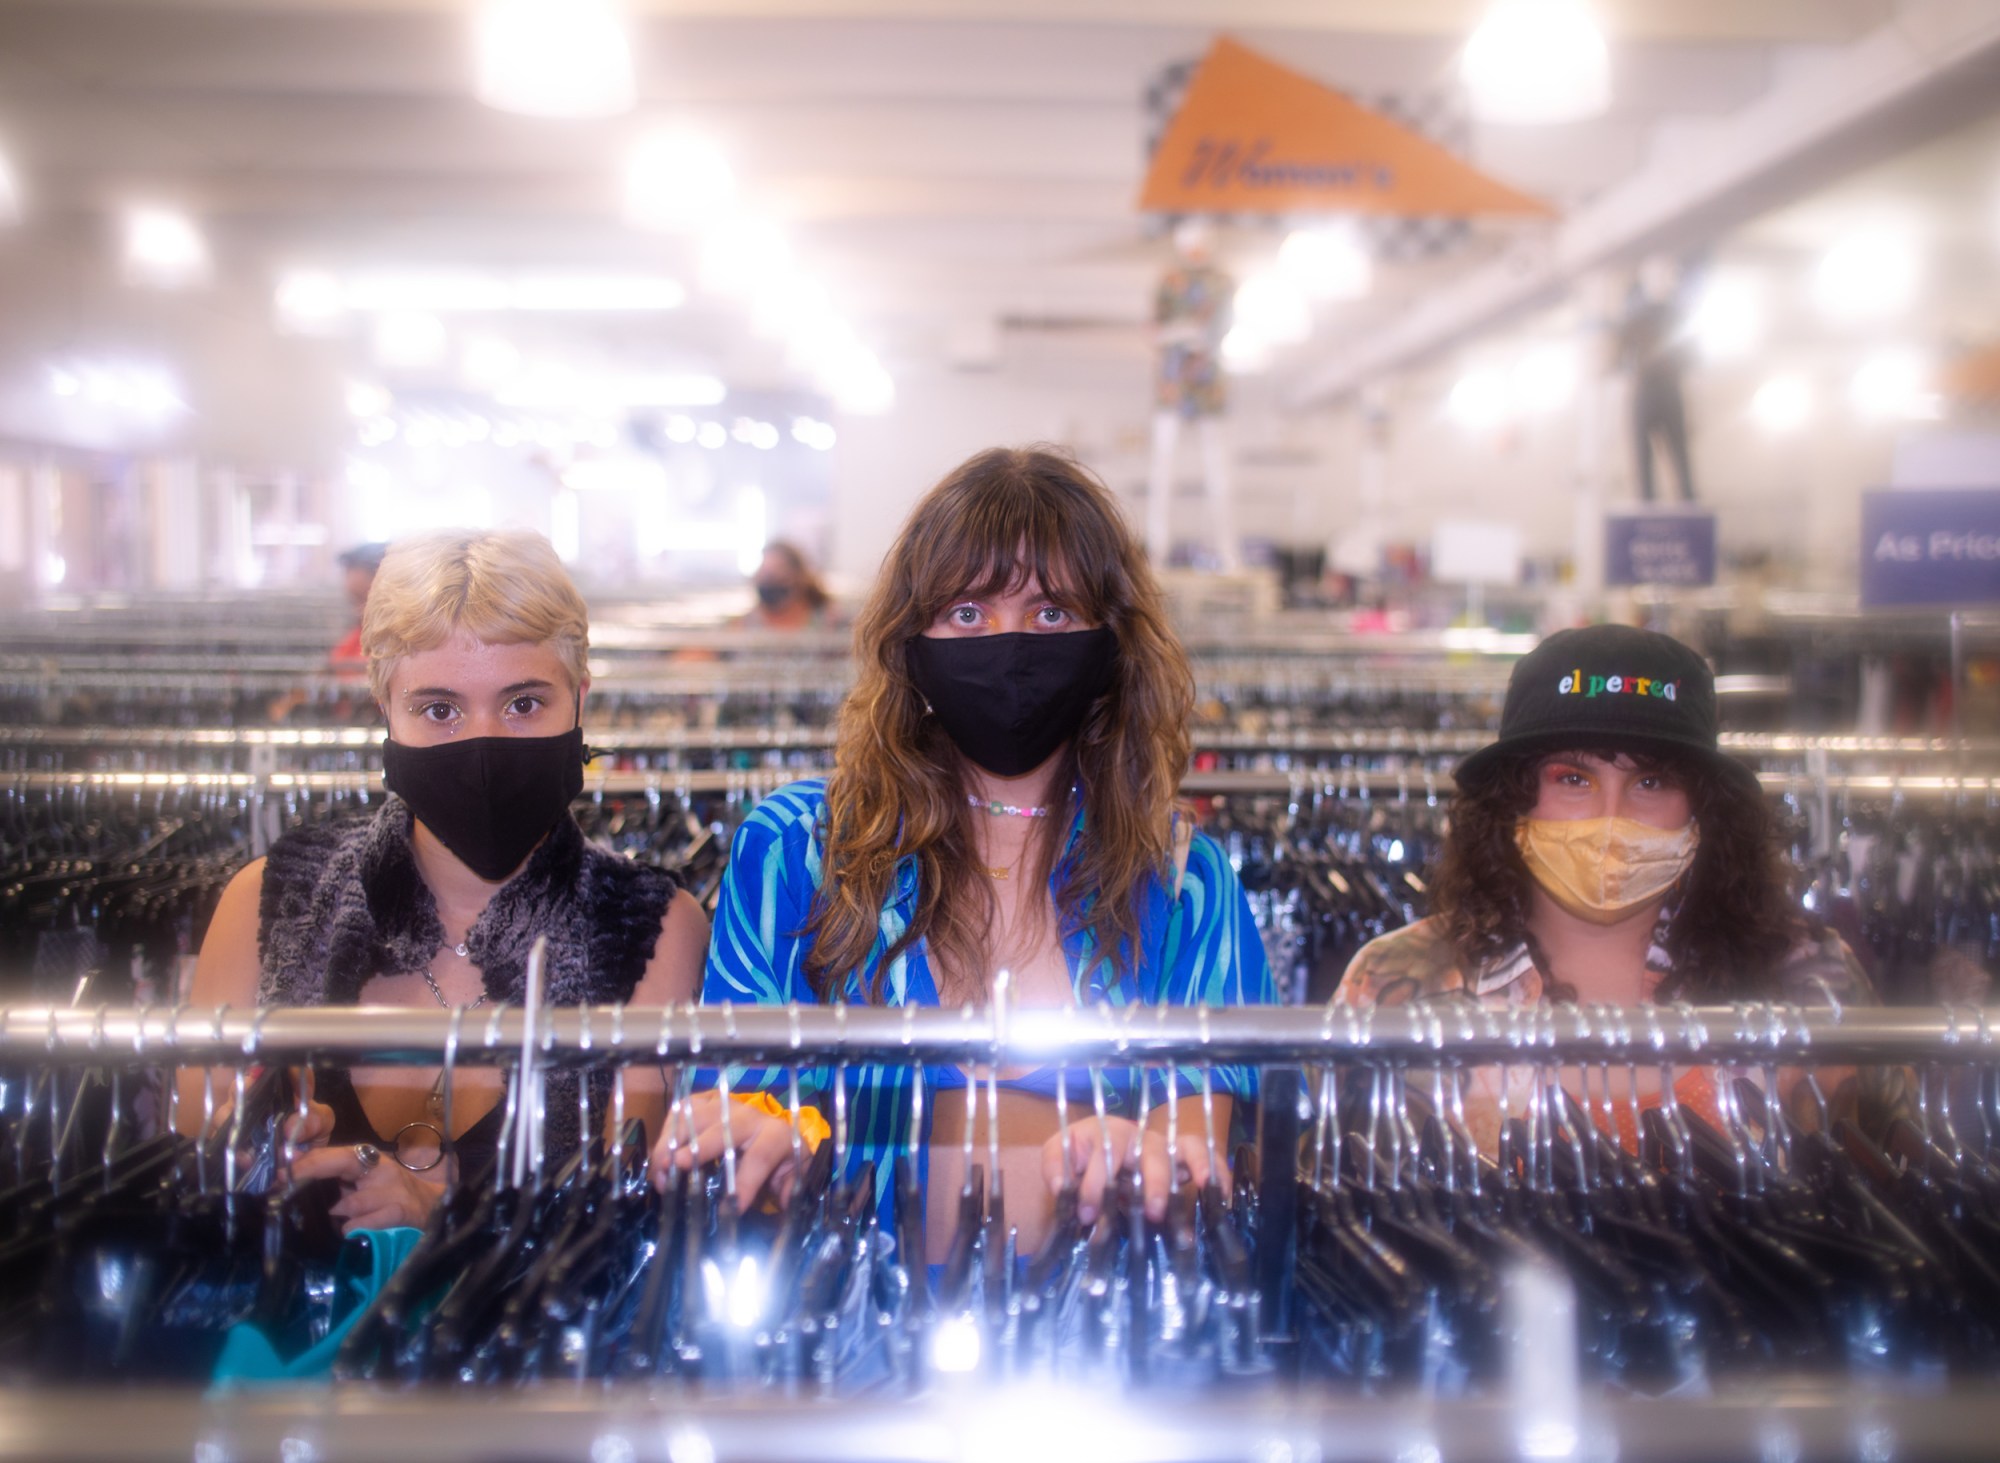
[[0, 145, 20, 225], [626, 131, 735, 232], [337, 271, 681, 314], [1513, 343, 1577, 415], [1750, 374, 1813, 433], [122, 206, 209, 289], [1447, 368, 1509, 430], [1221, 329, 1270, 375], [1850, 350, 1938, 421], [620, 373, 726, 407], [1278, 224, 1372, 302], [509, 274, 684, 311], [827, 350, 894, 416], [345, 381, 391, 419], [1688, 272, 1762, 360], [475, 0, 634, 119], [372, 312, 449, 370], [344, 272, 510, 313], [700, 217, 790, 297], [275, 269, 348, 334], [459, 334, 521, 388], [1814, 232, 1919, 323], [1462, 0, 1610, 126], [1233, 273, 1311, 347]]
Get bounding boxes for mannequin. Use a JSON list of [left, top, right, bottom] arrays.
[[1147, 218, 1241, 571], [1617, 255, 1696, 504]]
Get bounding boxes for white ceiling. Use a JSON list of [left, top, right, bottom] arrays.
[[0, 0, 1965, 460]]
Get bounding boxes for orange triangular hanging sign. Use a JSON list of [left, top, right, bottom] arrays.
[[1139, 37, 1555, 218]]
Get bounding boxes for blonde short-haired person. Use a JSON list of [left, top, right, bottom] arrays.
[[187, 529, 708, 1231]]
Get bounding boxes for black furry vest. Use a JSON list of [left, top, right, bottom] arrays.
[[257, 797, 676, 1162]]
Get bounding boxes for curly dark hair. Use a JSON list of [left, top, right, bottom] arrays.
[[1432, 747, 1802, 1003]]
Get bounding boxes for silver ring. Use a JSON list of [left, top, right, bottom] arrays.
[[352, 1143, 382, 1173], [390, 1122, 448, 1173]]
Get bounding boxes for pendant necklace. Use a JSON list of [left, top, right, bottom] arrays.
[[968, 795, 1049, 820]]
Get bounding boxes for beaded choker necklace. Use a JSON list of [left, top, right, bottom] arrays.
[[968, 794, 1048, 819]]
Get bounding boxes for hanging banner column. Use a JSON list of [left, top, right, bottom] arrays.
[[1137, 37, 1553, 219]]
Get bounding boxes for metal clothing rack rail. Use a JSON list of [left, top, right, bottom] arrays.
[[2, 1381, 1996, 1463], [6, 724, 1994, 759], [12, 995, 1991, 1373], [9, 767, 2000, 800], [11, 1000, 2000, 1463], [2, 1000, 1988, 1069], [0, 662, 1518, 697]]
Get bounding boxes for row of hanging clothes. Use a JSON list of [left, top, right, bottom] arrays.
[[5, 748, 2000, 1010], [1199, 770, 2000, 1011], [3, 1001, 2000, 1403], [0, 772, 750, 1003]]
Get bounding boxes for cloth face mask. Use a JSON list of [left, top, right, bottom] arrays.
[[906, 627, 1118, 778], [1515, 815, 1699, 925], [382, 728, 586, 882]]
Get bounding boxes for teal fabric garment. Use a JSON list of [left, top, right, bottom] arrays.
[[211, 1226, 423, 1386], [703, 777, 1275, 1229]]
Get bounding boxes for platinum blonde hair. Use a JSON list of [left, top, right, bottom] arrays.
[[362, 529, 589, 701]]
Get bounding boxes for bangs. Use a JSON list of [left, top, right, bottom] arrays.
[[917, 535, 1090, 620], [903, 463, 1127, 623]]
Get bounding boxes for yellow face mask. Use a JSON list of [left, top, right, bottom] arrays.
[[1515, 816, 1699, 925]]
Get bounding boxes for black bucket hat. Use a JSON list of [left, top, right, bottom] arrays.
[[1455, 624, 1761, 797]]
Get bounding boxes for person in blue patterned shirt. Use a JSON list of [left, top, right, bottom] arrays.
[[649, 446, 1274, 1257]]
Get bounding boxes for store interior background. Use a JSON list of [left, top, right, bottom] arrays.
[[0, 0, 1996, 675]]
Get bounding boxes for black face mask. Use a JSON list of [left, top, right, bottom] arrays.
[[754, 581, 797, 609], [907, 628, 1118, 778], [381, 728, 586, 882]]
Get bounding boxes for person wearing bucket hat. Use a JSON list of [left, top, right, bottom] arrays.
[[1334, 623, 1902, 1147]]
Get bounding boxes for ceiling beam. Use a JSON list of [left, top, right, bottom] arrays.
[[1285, 0, 2000, 408]]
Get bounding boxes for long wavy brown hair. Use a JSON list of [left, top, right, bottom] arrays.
[[804, 446, 1193, 1005], [1433, 748, 1801, 1002]]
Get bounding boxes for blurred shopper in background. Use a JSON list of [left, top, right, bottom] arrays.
[[740, 540, 834, 632], [330, 542, 388, 667]]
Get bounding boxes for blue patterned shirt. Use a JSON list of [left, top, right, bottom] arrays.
[[702, 778, 1275, 1227]]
